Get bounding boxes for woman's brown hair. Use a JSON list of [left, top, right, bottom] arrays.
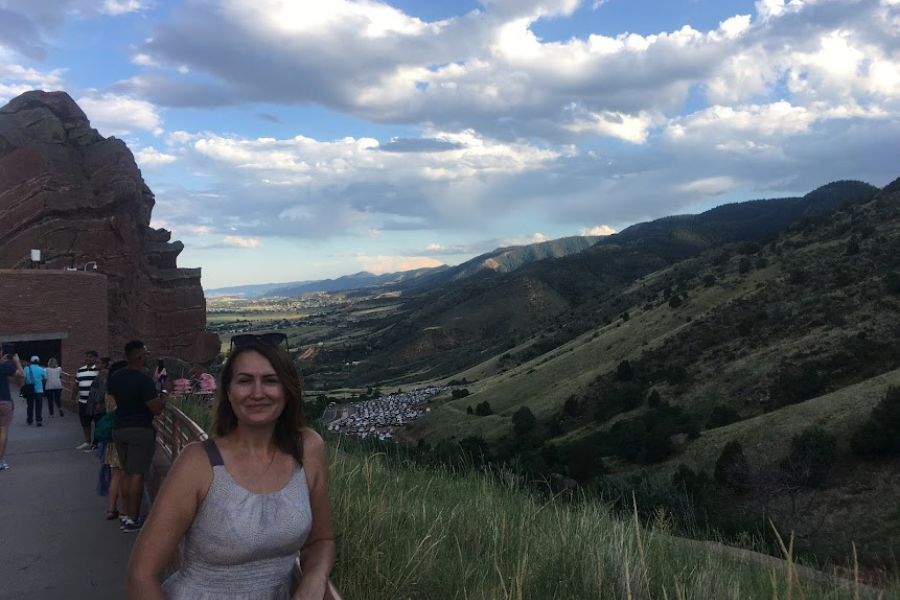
[[211, 340, 307, 466]]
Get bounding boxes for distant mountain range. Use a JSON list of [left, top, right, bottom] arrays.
[[205, 235, 603, 299], [209, 182, 878, 301], [344, 180, 879, 381]]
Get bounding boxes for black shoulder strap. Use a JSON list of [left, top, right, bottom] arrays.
[[202, 438, 224, 467]]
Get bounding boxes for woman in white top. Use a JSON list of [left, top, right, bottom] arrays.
[[45, 358, 64, 417]]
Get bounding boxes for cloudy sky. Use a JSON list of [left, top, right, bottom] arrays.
[[1, 0, 898, 289]]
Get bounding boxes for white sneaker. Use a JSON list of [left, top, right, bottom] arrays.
[[76, 442, 91, 450], [0, 462, 9, 470]]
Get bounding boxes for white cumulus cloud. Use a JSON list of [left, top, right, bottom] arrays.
[[76, 93, 163, 136], [135, 146, 177, 167], [0, 63, 66, 104], [101, 0, 151, 15], [579, 225, 616, 236], [222, 235, 261, 248]]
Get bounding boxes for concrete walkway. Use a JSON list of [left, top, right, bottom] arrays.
[[0, 404, 136, 600]]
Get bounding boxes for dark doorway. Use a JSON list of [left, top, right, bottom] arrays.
[[0, 339, 63, 366]]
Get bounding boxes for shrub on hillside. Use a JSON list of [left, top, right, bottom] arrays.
[[616, 360, 634, 381], [598, 404, 700, 464], [644, 428, 674, 463], [781, 426, 836, 488], [647, 389, 661, 408], [672, 464, 713, 502], [851, 386, 900, 459], [562, 438, 606, 481], [850, 420, 892, 458], [452, 388, 471, 399], [616, 382, 645, 411], [512, 406, 537, 436], [563, 395, 583, 417], [592, 381, 646, 421], [770, 362, 827, 405], [714, 441, 749, 490], [597, 473, 700, 532], [608, 419, 647, 462], [474, 401, 492, 416], [457, 436, 494, 467], [706, 405, 741, 430]]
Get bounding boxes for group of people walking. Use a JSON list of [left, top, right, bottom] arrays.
[[0, 353, 64, 469], [0, 344, 167, 534]]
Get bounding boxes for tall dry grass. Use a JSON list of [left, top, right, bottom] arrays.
[[327, 445, 891, 600]]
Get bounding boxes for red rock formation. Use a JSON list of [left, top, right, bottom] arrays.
[[0, 90, 220, 367]]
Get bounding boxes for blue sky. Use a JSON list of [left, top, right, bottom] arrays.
[[1, 0, 898, 289]]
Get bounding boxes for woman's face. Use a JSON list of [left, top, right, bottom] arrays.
[[227, 350, 286, 427]]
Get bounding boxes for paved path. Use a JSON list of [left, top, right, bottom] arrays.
[[0, 404, 136, 600]]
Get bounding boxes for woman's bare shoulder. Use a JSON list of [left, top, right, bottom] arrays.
[[300, 427, 325, 448], [170, 441, 214, 482], [300, 427, 325, 462]]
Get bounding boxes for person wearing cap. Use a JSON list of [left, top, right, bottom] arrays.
[[0, 353, 25, 470], [23, 356, 47, 427], [74, 350, 101, 450]]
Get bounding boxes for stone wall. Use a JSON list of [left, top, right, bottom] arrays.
[[0, 270, 109, 377]]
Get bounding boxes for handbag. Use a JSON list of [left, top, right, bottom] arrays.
[[95, 410, 116, 443], [20, 367, 35, 399]]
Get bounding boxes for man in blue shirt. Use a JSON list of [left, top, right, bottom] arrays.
[[23, 356, 47, 427], [0, 353, 25, 470]]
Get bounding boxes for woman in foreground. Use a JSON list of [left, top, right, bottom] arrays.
[[126, 339, 335, 600]]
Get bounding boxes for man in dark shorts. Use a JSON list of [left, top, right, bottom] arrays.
[[0, 354, 25, 470], [109, 340, 167, 532]]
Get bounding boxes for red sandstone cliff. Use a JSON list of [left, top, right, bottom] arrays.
[[0, 90, 220, 367]]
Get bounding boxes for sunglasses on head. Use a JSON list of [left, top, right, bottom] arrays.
[[229, 333, 289, 352]]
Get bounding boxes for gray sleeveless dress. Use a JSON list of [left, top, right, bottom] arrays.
[[161, 439, 313, 600]]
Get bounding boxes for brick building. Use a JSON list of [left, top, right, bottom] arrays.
[[0, 270, 109, 378]]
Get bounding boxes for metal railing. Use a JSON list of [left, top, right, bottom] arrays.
[[154, 403, 209, 462], [152, 404, 343, 600]]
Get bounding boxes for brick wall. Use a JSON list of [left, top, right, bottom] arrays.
[[0, 270, 109, 389]]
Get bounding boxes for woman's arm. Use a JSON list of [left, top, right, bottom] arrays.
[[125, 442, 212, 600], [295, 429, 336, 600]]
